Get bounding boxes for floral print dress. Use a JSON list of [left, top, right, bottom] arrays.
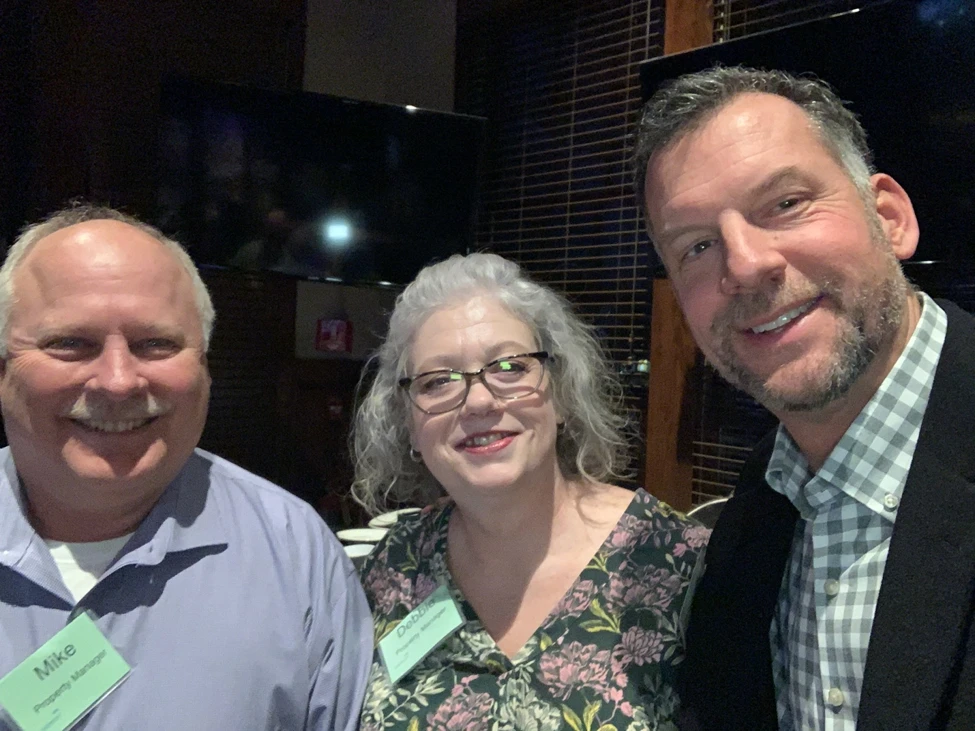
[[358, 489, 709, 731]]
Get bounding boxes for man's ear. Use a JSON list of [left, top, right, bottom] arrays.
[[871, 173, 920, 261]]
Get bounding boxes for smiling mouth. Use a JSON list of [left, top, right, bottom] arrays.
[[70, 417, 158, 434], [749, 298, 819, 334], [457, 432, 514, 449]]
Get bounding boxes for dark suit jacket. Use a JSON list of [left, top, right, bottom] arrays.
[[678, 300, 975, 730]]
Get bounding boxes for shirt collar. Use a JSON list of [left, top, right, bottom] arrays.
[[767, 293, 947, 520], [117, 451, 228, 568], [0, 449, 227, 572], [0, 450, 38, 568]]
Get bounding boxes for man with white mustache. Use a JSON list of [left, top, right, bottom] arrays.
[[634, 67, 975, 729], [0, 205, 372, 730], [63, 393, 171, 433]]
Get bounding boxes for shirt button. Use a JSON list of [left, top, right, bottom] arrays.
[[826, 687, 845, 708], [824, 579, 841, 597], [883, 494, 899, 510]]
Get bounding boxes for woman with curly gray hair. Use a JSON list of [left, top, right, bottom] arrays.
[[353, 252, 708, 730]]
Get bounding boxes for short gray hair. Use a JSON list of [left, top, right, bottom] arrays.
[[351, 252, 630, 516], [633, 65, 875, 230], [0, 204, 215, 356]]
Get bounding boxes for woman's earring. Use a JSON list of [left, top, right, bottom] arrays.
[[409, 447, 423, 463]]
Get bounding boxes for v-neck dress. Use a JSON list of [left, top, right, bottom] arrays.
[[358, 489, 709, 731]]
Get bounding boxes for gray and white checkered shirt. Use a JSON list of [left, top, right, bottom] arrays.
[[766, 293, 947, 731]]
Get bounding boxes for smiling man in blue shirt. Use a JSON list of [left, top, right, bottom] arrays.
[[0, 204, 372, 730]]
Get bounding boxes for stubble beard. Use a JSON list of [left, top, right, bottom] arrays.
[[707, 218, 911, 413]]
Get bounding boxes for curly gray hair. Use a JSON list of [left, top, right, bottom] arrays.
[[351, 252, 630, 516], [0, 203, 215, 356], [633, 65, 875, 234]]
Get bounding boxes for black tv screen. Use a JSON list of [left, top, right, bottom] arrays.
[[639, 0, 975, 271], [155, 78, 486, 285]]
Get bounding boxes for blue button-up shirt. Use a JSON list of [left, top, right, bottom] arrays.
[[0, 448, 373, 730]]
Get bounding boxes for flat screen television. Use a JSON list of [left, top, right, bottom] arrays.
[[638, 0, 975, 279], [155, 78, 486, 285]]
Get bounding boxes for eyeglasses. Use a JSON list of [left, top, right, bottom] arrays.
[[399, 352, 550, 415]]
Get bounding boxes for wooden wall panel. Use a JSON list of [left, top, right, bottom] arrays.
[[642, 0, 712, 511], [664, 0, 714, 53], [646, 280, 698, 510]]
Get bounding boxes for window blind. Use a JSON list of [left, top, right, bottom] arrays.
[[456, 0, 665, 483]]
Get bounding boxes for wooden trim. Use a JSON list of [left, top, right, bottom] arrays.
[[644, 0, 712, 510], [664, 0, 713, 55], [645, 279, 698, 511]]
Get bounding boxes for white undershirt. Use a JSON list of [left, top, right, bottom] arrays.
[[45, 533, 133, 603]]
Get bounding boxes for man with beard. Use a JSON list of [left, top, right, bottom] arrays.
[[634, 67, 975, 730], [0, 205, 372, 729]]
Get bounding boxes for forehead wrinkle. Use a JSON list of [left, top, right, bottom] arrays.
[[648, 98, 825, 242], [410, 296, 536, 373], [25, 221, 192, 297], [19, 221, 188, 291]]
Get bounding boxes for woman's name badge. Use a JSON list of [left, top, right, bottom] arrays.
[[379, 584, 464, 684], [0, 613, 130, 731]]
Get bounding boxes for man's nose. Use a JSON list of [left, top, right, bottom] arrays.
[[87, 340, 147, 399], [718, 211, 787, 295]]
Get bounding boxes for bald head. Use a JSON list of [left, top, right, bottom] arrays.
[[0, 205, 214, 357], [11, 220, 205, 349]]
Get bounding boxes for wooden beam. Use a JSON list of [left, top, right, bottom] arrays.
[[645, 279, 699, 511], [643, 0, 713, 511], [664, 0, 714, 54]]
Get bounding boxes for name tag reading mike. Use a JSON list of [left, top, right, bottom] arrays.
[[0, 613, 130, 731], [379, 583, 464, 684]]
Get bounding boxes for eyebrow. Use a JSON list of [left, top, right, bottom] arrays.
[[413, 342, 536, 374], [749, 166, 814, 199], [33, 321, 186, 342], [654, 165, 814, 250]]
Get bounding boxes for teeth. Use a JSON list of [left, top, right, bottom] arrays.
[[464, 433, 506, 447], [751, 300, 816, 334], [75, 418, 152, 433]]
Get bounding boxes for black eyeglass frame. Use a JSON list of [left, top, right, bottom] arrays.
[[398, 351, 551, 415]]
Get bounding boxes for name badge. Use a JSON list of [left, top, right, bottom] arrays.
[[379, 583, 464, 684], [0, 613, 130, 731]]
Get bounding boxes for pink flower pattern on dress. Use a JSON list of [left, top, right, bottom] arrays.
[[419, 529, 440, 559], [604, 513, 645, 552], [536, 641, 612, 700], [414, 573, 439, 604], [425, 682, 494, 731], [552, 579, 596, 617], [358, 489, 709, 730], [611, 626, 665, 673], [684, 524, 710, 549], [365, 566, 412, 614], [602, 565, 683, 616]]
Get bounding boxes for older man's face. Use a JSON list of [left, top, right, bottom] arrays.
[[0, 220, 210, 502]]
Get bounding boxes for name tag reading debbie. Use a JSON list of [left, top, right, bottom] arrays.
[[0, 613, 130, 731], [379, 584, 464, 684]]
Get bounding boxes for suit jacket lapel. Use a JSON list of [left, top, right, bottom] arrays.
[[859, 301, 975, 729], [681, 431, 798, 730]]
